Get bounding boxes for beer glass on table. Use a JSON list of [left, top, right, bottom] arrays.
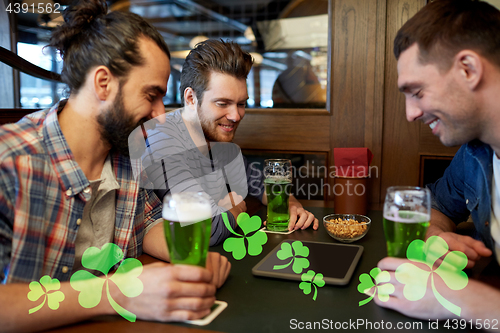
[[383, 186, 431, 258], [163, 192, 212, 266], [264, 159, 293, 232]]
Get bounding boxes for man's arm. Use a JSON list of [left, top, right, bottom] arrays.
[[375, 257, 500, 332], [0, 263, 216, 333], [427, 209, 491, 268]]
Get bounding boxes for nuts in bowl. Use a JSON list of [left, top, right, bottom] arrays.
[[323, 214, 371, 243]]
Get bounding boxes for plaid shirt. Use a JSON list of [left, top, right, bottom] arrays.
[[0, 102, 162, 283]]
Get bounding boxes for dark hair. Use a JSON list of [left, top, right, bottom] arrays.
[[180, 39, 253, 105], [49, 0, 170, 94], [394, 0, 500, 70]]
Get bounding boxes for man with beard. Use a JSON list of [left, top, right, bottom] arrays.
[[0, 0, 230, 331], [375, 0, 500, 323], [141, 39, 318, 249]]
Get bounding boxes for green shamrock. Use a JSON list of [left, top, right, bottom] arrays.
[[299, 270, 325, 301], [70, 243, 144, 322], [273, 241, 310, 274], [395, 236, 469, 316], [357, 267, 395, 306], [27, 275, 65, 314], [222, 212, 268, 260]]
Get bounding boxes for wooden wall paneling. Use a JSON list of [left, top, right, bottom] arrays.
[[330, 0, 386, 204], [0, 2, 14, 108], [233, 113, 331, 152], [380, 0, 426, 200], [362, 0, 386, 204]]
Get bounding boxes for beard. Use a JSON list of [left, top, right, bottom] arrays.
[[197, 107, 238, 143], [96, 88, 148, 157]]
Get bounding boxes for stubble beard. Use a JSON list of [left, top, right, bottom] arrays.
[[198, 107, 237, 143]]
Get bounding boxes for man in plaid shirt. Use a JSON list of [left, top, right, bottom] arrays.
[[0, 0, 230, 331]]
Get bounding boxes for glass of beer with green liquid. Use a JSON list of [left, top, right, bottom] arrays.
[[163, 192, 212, 266], [264, 159, 293, 232], [383, 186, 431, 258]]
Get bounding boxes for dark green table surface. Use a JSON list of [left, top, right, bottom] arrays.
[[171, 207, 487, 333], [48, 207, 496, 333]]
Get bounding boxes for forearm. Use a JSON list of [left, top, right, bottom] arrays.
[[143, 222, 170, 262], [426, 208, 457, 238], [0, 282, 112, 333], [458, 279, 500, 331]]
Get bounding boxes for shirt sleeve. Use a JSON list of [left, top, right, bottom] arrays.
[[0, 157, 16, 284], [426, 145, 472, 225], [143, 189, 163, 234]]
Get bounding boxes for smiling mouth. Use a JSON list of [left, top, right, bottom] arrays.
[[219, 124, 235, 132], [429, 119, 440, 130]]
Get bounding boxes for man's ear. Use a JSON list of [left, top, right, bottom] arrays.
[[454, 50, 483, 91], [184, 87, 198, 109], [93, 66, 119, 101]]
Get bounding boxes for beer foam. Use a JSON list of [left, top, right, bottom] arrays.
[[162, 194, 212, 224], [383, 210, 429, 223]]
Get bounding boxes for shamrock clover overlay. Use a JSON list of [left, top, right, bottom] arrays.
[[357, 267, 395, 306], [273, 241, 310, 274], [271, 241, 324, 301], [299, 270, 325, 301], [395, 235, 468, 316], [222, 212, 268, 260], [70, 243, 144, 322], [27, 275, 65, 314]]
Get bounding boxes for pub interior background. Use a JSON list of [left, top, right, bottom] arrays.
[[4, 0, 499, 207]]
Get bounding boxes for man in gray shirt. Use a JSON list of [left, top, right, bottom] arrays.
[[137, 39, 318, 246]]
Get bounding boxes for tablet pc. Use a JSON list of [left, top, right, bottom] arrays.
[[252, 240, 363, 285]]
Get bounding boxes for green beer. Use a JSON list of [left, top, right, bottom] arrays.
[[163, 193, 212, 267], [383, 211, 430, 258], [265, 178, 292, 231]]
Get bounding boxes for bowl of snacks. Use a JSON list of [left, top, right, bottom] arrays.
[[323, 214, 371, 243]]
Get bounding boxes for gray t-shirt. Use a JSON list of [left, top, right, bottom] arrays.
[[143, 109, 264, 246]]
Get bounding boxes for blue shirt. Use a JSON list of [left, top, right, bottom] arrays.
[[427, 140, 496, 253]]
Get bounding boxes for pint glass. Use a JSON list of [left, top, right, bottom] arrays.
[[163, 192, 212, 266], [264, 159, 292, 232], [383, 186, 431, 258]]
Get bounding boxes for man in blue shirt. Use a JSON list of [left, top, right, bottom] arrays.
[[376, 0, 500, 322]]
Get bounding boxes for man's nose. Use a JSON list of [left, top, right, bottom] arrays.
[[226, 105, 243, 122], [405, 98, 423, 122], [150, 98, 166, 120]]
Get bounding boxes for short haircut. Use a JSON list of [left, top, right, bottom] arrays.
[[49, 0, 170, 94], [180, 39, 253, 105], [394, 0, 500, 70]]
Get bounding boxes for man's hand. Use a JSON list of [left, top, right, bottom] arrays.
[[218, 191, 247, 222], [122, 262, 216, 322], [218, 191, 243, 210], [426, 209, 492, 268], [288, 197, 319, 231], [205, 252, 231, 288], [375, 257, 500, 327], [431, 232, 492, 268], [374, 257, 461, 320]]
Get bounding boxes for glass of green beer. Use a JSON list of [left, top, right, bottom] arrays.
[[163, 192, 212, 266], [383, 186, 431, 258], [264, 159, 293, 232]]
